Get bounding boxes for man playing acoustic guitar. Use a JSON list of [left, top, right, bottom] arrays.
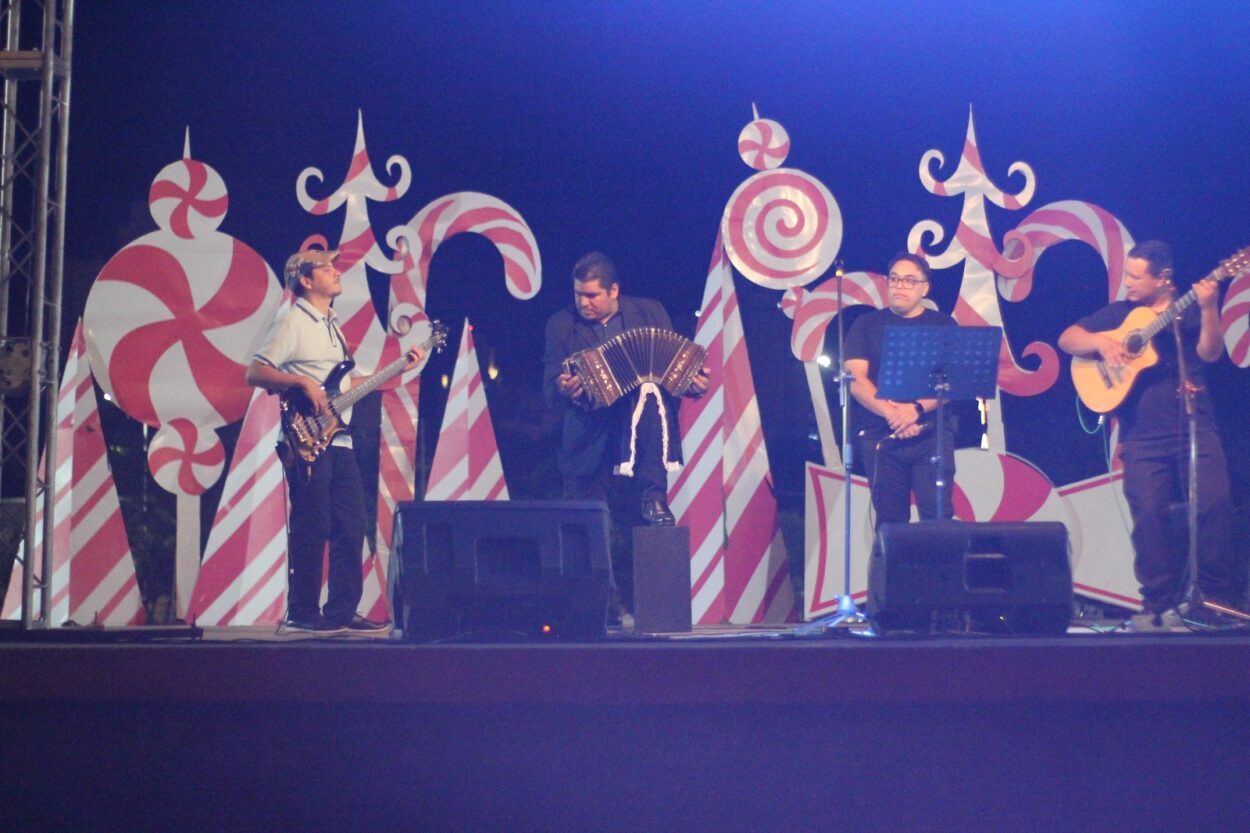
[[1058, 240, 1239, 624], [247, 249, 427, 635]]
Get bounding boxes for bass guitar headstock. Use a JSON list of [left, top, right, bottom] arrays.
[[426, 320, 450, 353]]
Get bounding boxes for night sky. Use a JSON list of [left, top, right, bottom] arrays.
[[65, 1, 1250, 538]]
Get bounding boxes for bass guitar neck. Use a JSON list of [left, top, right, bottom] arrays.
[[279, 321, 448, 464]]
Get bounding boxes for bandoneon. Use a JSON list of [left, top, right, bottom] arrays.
[[564, 326, 706, 409]]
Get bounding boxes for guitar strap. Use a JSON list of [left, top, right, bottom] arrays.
[[327, 316, 352, 364]]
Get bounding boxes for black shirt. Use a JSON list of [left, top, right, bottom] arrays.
[[843, 306, 957, 437]]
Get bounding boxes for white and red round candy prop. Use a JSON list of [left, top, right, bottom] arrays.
[[85, 153, 281, 497], [148, 159, 229, 240], [147, 418, 225, 496], [721, 169, 842, 289], [737, 118, 790, 171]]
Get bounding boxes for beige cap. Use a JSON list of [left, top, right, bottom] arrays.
[[283, 249, 340, 289]]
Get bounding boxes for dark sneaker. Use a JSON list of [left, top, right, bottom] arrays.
[[343, 614, 391, 634], [283, 615, 347, 635]]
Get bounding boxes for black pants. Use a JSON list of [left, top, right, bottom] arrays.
[[1120, 425, 1237, 611], [285, 446, 368, 624], [561, 397, 670, 613], [858, 428, 955, 529], [562, 396, 669, 504]]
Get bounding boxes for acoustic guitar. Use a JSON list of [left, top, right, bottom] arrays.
[[279, 321, 448, 464], [1071, 248, 1250, 413]]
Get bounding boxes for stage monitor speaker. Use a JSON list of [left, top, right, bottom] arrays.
[[392, 500, 611, 641], [633, 526, 692, 634], [867, 521, 1073, 636]]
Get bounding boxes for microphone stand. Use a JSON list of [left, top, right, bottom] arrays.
[[796, 262, 868, 634], [1173, 318, 1250, 624], [930, 369, 951, 522], [1174, 318, 1203, 617]]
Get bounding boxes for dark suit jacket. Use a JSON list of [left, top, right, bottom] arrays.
[[543, 295, 684, 477]]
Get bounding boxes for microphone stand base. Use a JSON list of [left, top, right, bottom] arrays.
[[793, 594, 871, 636]]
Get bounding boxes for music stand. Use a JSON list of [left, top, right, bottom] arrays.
[[877, 325, 1001, 519]]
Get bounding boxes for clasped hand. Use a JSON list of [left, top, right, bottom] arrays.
[[885, 401, 921, 438]]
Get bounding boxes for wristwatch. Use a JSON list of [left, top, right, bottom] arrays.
[[912, 402, 924, 417]]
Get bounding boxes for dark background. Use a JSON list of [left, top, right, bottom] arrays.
[[58, 0, 1250, 611]]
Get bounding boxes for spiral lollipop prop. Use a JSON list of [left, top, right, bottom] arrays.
[[721, 109, 842, 290], [722, 171, 842, 289]]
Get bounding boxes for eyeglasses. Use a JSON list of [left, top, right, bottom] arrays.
[[887, 275, 928, 288]]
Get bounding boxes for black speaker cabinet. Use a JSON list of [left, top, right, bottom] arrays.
[[392, 500, 612, 641], [633, 526, 692, 634], [867, 521, 1073, 636]]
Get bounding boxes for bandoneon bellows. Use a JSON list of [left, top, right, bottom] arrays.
[[563, 326, 706, 409]]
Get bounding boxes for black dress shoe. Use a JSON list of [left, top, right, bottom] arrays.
[[641, 498, 675, 526]]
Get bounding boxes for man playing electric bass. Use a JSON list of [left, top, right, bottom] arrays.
[[1058, 240, 1239, 624], [246, 249, 427, 635]]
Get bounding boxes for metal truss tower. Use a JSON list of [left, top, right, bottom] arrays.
[[0, 0, 73, 628]]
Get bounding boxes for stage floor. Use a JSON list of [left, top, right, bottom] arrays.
[[3, 621, 1250, 831], [4, 617, 1250, 706]]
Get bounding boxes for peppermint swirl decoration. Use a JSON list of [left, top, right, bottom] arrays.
[[721, 169, 842, 289]]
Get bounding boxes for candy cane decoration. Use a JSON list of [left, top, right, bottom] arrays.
[[1221, 267, 1250, 367], [781, 271, 889, 363], [369, 194, 539, 603], [997, 200, 1135, 305]]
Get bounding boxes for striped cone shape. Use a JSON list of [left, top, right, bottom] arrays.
[[188, 385, 288, 625], [2, 321, 142, 625], [669, 236, 794, 624], [425, 319, 509, 501], [368, 378, 422, 623]]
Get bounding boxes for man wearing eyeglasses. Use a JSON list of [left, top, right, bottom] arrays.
[[843, 252, 956, 527]]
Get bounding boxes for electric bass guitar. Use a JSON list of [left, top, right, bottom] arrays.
[[279, 321, 448, 464], [1071, 247, 1250, 413]]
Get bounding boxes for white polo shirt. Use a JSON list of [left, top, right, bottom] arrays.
[[253, 297, 360, 448]]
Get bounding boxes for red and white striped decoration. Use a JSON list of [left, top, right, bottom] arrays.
[[355, 544, 391, 624], [669, 235, 794, 624], [911, 107, 1058, 404], [1223, 267, 1250, 368], [737, 117, 791, 171], [998, 200, 1135, 305], [721, 168, 842, 290], [2, 321, 142, 625], [296, 113, 413, 375], [780, 271, 888, 362], [426, 319, 509, 502], [187, 385, 288, 625]]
